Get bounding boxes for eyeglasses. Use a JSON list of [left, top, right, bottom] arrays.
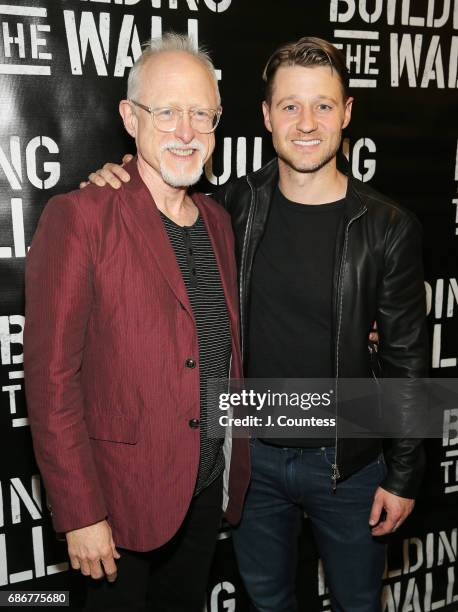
[[130, 100, 222, 134]]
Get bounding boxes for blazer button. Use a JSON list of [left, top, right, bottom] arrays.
[[189, 418, 200, 429], [185, 358, 196, 369]]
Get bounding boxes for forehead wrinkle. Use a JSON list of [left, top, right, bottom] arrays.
[[270, 65, 345, 105], [138, 51, 219, 107]]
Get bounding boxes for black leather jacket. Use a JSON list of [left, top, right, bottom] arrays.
[[215, 158, 428, 499]]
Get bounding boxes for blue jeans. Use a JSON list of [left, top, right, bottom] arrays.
[[232, 440, 387, 612]]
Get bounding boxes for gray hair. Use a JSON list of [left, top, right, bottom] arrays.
[[127, 32, 220, 105]]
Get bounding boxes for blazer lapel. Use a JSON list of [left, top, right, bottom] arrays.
[[118, 159, 194, 318]]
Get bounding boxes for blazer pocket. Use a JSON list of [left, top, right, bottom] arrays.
[[85, 411, 139, 444]]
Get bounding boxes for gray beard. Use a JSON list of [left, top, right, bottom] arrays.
[[160, 162, 204, 188]]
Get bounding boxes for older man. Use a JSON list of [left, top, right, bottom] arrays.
[[24, 34, 249, 611]]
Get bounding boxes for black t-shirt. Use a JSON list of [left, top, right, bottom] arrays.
[[247, 186, 345, 447]]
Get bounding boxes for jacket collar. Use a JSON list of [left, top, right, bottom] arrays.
[[119, 157, 194, 316], [247, 153, 366, 220], [246, 157, 278, 190], [346, 177, 368, 220]]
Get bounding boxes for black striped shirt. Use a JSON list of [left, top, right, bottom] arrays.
[[160, 211, 231, 495]]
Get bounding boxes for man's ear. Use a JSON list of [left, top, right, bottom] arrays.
[[262, 100, 273, 133], [119, 100, 137, 138], [342, 96, 354, 130]]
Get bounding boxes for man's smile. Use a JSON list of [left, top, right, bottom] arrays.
[[167, 148, 197, 158], [291, 139, 321, 147]]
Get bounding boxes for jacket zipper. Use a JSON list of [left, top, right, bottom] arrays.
[[239, 175, 257, 360], [332, 206, 367, 491]]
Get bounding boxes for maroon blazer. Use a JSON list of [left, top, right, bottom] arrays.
[[24, 159, 250, 552]]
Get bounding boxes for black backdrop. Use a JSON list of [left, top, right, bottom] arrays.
[[0, 1, 457, 610]]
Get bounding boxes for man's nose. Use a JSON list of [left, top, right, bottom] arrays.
[[174, 111, 195, 143], [296, 107, 317, 132]]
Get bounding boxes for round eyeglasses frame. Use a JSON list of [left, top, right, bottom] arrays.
[[130, 100, 222, 134]]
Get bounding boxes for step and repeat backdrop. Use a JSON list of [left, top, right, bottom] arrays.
[[0, 1, 457, 610]]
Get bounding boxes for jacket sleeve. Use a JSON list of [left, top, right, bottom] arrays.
[[24, 194, 108, 533], [376, 211, 429, 499]]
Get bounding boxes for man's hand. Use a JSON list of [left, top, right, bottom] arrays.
[[369, 321, 378, 344], [79, 154, 134, 189], [369, 487, 415, 536], [66, 519, 121, 581]]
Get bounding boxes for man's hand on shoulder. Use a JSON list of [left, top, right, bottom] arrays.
[[66, 519, 121, 581], [79, 154, 134, 190], [369, 486, 415, 536], [369, 320, 378, 344]]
